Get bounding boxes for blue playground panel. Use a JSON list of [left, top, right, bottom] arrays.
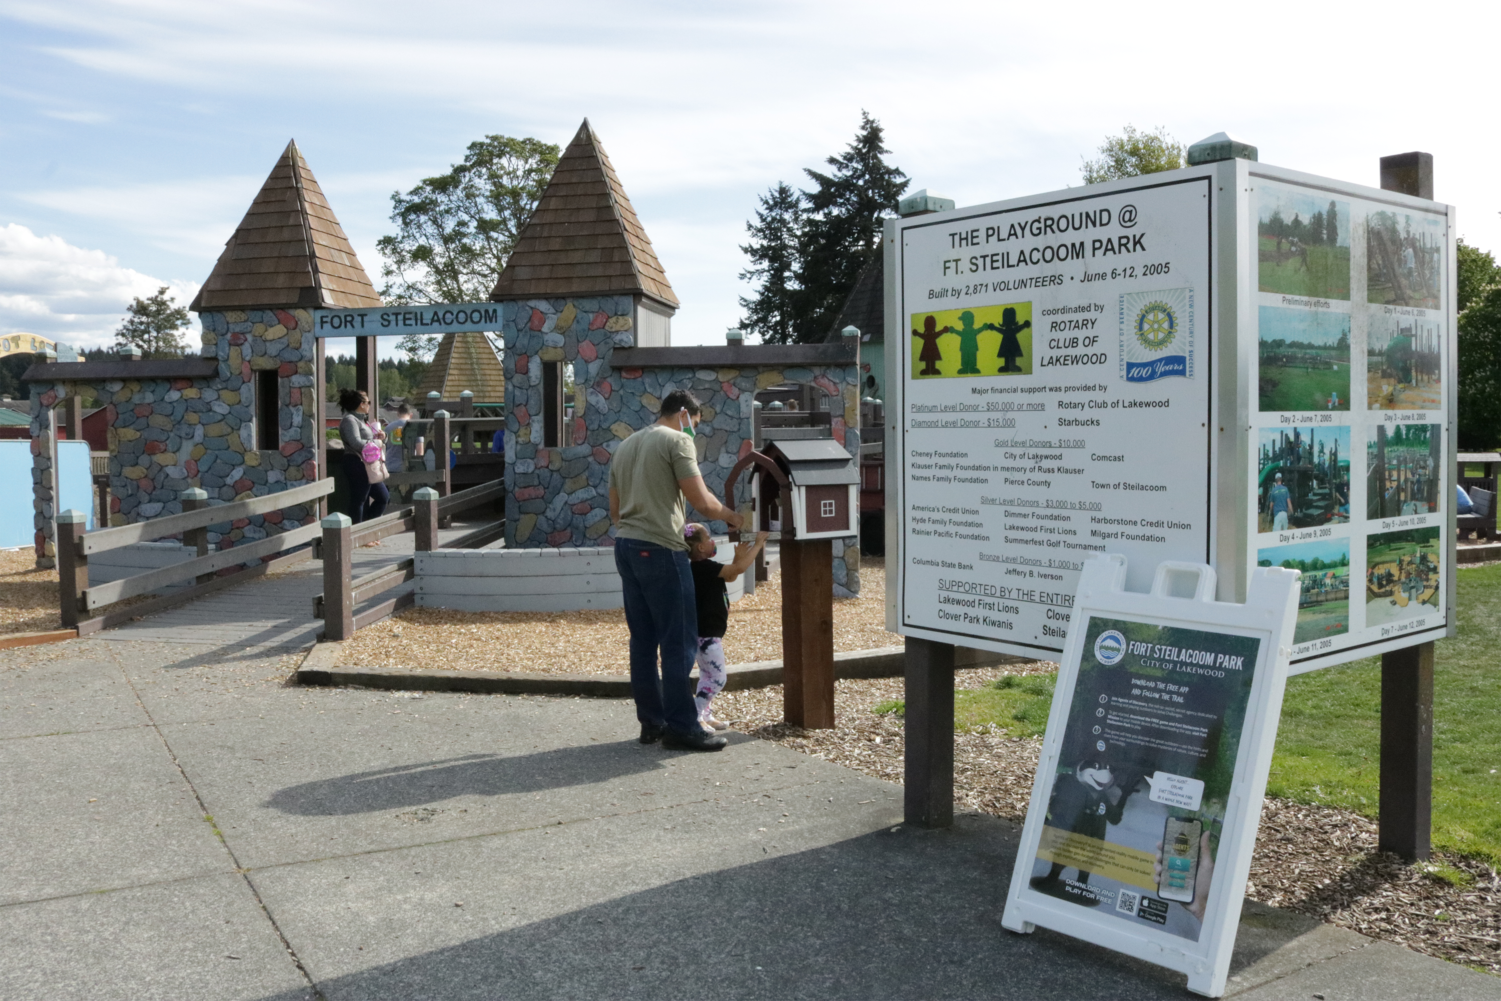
[[0, 440, 94, 549]]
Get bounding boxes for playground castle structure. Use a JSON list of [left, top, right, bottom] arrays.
[[26, 121, 863, 597]]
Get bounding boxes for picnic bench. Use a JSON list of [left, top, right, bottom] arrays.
[[1458, 477, 1496, 542]]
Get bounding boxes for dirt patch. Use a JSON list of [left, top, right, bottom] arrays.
[[339, 557, 902, 675], [0, 549, 60, 636]]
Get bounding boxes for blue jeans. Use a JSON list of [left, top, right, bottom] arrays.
[[614, 539, 699, 734]]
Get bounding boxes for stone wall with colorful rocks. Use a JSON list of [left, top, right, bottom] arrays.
[[28, 307, 321, 566], [500, 294, 862, 597]]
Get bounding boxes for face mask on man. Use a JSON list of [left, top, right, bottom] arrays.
[[678, 408, 695, 438]]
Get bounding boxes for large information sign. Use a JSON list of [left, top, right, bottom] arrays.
[[885, 159, 1457, 671], [888, 170, 1218, 658]]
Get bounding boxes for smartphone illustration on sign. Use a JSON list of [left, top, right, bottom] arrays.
[[1159, 817, 1202, 903]]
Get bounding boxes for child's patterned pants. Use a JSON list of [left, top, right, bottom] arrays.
[[694, 637, 727, 721]]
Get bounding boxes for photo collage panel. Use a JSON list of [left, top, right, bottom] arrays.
[[1250, 180, 1447, 660]]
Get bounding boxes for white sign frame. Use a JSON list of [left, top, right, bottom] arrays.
[[1001, 554, 1299, 997], [883, 158, 1458, 672]]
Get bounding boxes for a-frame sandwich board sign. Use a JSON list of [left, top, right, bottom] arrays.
[[1002, 554, 1298, 997]]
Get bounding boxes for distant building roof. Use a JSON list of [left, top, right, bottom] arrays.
[[416, 331, 507, 403], [191, 140, 381, 312], [0, 407, 31, 426], [825, 248, 883, 343], [491, 119, 677, 309]]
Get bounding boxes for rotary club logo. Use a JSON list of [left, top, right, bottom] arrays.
[[1135, 301, 1177, 352]]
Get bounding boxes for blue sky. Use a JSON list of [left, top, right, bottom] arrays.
[[1257, 537, 1349, 568], [3, 0, 1498, 356], [1259, 306, 1350, 346]]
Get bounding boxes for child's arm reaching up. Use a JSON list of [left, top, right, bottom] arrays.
[[719, 531, 771, 581]]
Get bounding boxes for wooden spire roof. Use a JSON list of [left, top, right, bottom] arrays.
[[191, 140, 381, 311], [490, 119, 677, 309], [415, 331, 507, 403]]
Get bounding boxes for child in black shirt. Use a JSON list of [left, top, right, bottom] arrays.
[[685, 523, 769, 731]]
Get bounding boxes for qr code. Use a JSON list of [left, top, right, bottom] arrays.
[[1115, 889, 1140, 915]]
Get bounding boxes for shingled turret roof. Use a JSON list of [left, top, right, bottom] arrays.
[[191, 140, 381, 311], [490, 119, 677, 309], [415, 331, 507, 403]]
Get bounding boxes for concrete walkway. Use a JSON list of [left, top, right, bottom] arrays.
[[2, 634, 1497, 1000]]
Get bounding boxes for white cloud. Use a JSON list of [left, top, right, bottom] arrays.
[[0, 223, 199, 349]]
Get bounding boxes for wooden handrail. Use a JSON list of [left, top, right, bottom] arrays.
[[83, 522, 321, 609], [438, 478, 506, 516], [79, 478, 333, 555]]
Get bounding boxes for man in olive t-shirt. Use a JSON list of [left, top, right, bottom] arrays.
[[609, 390, 743, 751]]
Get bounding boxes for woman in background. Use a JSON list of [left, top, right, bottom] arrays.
[[338, 388, 388, 524]]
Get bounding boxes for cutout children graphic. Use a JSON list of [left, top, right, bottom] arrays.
[[952, 310, 987, 375], [912, 315, 950, 376], [990, 306, 1032, 373]]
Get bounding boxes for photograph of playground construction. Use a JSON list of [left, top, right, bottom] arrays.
[[1367, 423, 1441, 520], [1365, 525, 1442, 628], [1256, 537, 1350, 645], [1257, 305, 1351, 411], [1256, 425, 1350, 533], [1368, 308, 1442, 410], [1257, 185, 1350, 299], [1367, 210, 1444, 310]]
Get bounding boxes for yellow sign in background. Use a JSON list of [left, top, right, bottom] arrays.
[[910, 301, 1033, 379]]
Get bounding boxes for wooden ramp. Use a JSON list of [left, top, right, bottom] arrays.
[[96, 527, 480, 652]]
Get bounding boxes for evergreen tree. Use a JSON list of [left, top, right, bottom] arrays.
[[794, 111, 908, 341], [737, 182, 804, 344], [1309, 210, 1325, 247], [114, 287, 190, 358], [1325, 200, 1340, 246]]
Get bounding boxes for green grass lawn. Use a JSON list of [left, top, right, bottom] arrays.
[[1259, 361, 1351, 411], [1258, 239, 1352, 298], [886, 564, 1501, 864], [1271, 562, 1501, 863]]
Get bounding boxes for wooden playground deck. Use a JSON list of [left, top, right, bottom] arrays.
[[95, 524, 483, 652]]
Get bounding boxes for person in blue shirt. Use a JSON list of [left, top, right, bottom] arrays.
[[1457, 484, 1473, 514], [1265, 472, 1294, 531]]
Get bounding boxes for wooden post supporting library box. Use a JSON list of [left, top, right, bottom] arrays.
[[725, 436, 858, 729]]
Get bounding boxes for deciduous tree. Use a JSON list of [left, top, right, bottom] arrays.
[[377, 135, 560, 306], [1457, 239, 1501, 449], [1080, 125, 1184, 184]]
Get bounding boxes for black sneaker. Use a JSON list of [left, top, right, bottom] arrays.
[[639, 723, 666, 744], [662, 728, 728, 752]]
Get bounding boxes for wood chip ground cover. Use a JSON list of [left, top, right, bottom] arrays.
[[340, 559, 902, 674], [714, 668, 1500, 977], [0, 550, 60, 635]]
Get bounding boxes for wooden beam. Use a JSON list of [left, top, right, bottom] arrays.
[[349, 507, 415, 546], [80, 478, 333, 554], [1380, 641, 1434, 860], [312, 560, 414, 620], [438, 477, 506, 516], [352, 589, 414, 631], [904, 636, 955, 828], [446, 520, 506, 550], [780, 538, 834, 728], [21, 358, 219, 383], [84, 523, 320, 608]]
